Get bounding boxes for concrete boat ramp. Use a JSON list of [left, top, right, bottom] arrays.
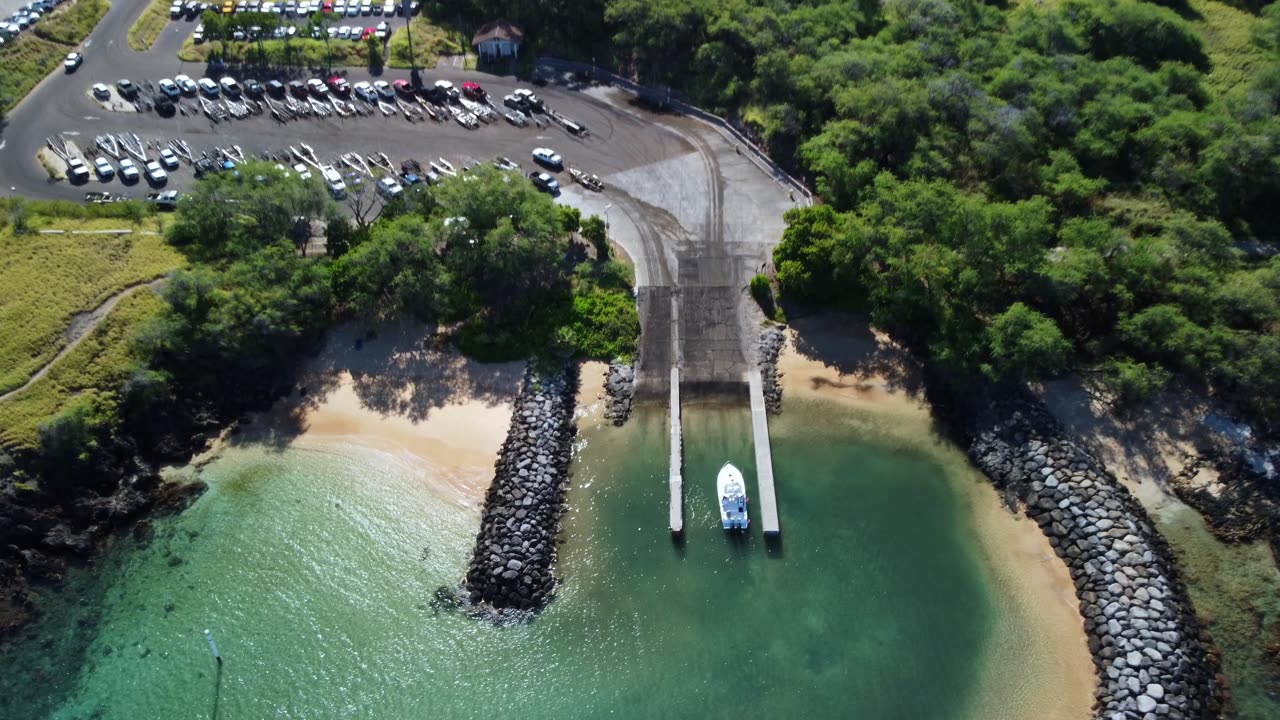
[[666, 367, 779, 538]]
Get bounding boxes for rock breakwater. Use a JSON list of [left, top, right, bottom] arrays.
[[757, 326, 785, 413], [602, 360, 635, 425], [969, 395, 1222, 720], [463, 365, 579, 611]]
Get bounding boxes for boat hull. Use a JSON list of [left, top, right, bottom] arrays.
[[717, 463, 749, 531]]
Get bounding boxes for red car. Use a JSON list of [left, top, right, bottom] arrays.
[[327, 76, 350, 94], [321, 0, 332, 11], [362, 27, 376, 41], [462, 81, 486, 101], [392, 78, 413, 96]]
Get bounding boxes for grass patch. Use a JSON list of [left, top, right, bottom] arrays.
[[0, 219, 183, 396], [0, 0, 109, 111], [32, 0, 109, 45], [181, 35, 373, 68], [386, 17, 453, 69], [1188, 0, 1269, 99], [0, 289, 164, 450], [127, 0, 171, 51]]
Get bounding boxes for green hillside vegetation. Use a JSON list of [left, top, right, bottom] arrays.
[[0, 211, 182, 395], [0, 289, 164, 450], [455, 0, 1280, 425]]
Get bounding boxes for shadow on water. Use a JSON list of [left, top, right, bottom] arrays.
[[210, 661, 223, 720], [670, 531, 687, 558], [764, 533, 784, 558]]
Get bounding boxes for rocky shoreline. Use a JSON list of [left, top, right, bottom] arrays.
[[602, 360, 635, 425], [463, 365, 579, 612], [967, 392, 1223, 720], [757, 326, 785, 413]]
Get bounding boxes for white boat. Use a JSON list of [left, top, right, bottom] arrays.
[[718, 462, 749, 531]]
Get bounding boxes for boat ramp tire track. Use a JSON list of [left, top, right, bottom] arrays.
[[968, 397, 1223, 720], [463, 364, 580, 612]]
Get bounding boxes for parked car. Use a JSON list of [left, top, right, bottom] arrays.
[[374, 20, 387, 38], [337, 24, 350, 39], [531, 147, 562, 170], [145, 161, 168, 185], [148, 190, 181, 210], [65, 157, 90, 182], [243, 78, 263, 97], [376, 176, 403, 198], [192, 24, 204, 42], [159, 148, 180, 170], [360, 0, 372, 14], [528, 171, 559, 194], [292, 163, 312, 180], [373, 80, 394, 101], [326, 76, 349, 94], [198, 77, 219, 97], [63, 52, 82, 71], [306, 78, 329, 96], [494, 156, 519, 171], [157, 78, 181, 98], [345, 1, 358, 14], [434, 79, 458, 101], [266, 79, 285, 96], [219, 76, 241, 96], [381, 0, 393, 14], [91, 82, 110, 99], [93, 156, 114, 179], [461, 81, 486, 101], [119, 158, 140, 183], [513, 88, 543, 111], [115, 78, 138, 98], [193, 158, 215, 177], [392, 78, 412, 96], [288, 79, 307, 97], [176, 74, 198, 95], [352, 80, 376, 103], [320, 165, 346, 197], [169, 3, 183, 18]]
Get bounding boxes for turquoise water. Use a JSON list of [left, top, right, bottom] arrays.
[[1, 401, 1022, 719]]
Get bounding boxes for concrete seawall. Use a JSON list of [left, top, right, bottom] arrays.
[[463, 365, 579, 612], [968, 396, 1222, 720]]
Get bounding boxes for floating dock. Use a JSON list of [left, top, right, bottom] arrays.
[[748, 369, 780, 535], [669, 366, 683, 533]]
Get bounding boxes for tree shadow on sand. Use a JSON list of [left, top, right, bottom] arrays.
[[786, 313, 924, 397], [226, 320, 525, 451]]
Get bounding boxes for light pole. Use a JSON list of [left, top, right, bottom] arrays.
[[604, 203, 611, 238], [402, 0, 416, 81]]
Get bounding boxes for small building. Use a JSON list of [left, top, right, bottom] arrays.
[[472, 19, 523, 60]]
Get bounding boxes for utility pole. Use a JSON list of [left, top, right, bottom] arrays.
[[402, 0, 416, 83], [203, 629, 222, 665]]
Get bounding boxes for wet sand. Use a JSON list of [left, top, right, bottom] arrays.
[[778, 317, 1095, 720]]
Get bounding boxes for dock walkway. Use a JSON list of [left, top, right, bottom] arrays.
[[748, 370, 780, 535], [669, 366, 683, 533]]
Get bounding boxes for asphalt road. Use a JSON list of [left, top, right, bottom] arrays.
[[0, 0, 796, 387]]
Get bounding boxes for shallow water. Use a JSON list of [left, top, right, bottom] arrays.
[[0, 399, 1078, 719]]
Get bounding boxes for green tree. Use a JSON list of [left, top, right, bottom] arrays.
[[559, 205, 582, 234], [986, 302, 1072, 379], [581, 215, 608, 259]]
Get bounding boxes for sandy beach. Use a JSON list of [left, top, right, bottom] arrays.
[[778, 316, 1095, 720], [219, 320, 525, 504]]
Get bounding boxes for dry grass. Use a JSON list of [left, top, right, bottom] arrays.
[[0, 290, 165, 450], [0, 221, 183, 396], [128, 0, 172, 51]]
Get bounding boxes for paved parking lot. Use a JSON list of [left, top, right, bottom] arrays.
[[0, 0, 797, 387]]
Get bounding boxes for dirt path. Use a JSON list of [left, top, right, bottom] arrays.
[[0, 277, 166, 404]]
